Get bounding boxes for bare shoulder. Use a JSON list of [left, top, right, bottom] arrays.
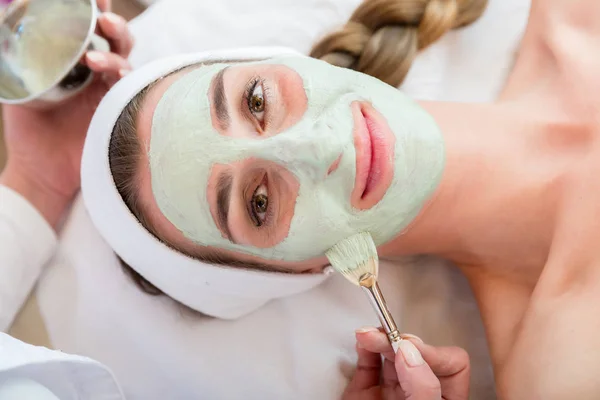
[[497, 277, 600, 399], [496, 236, 600, 399], [541, 0, 600, 114], [508, 0, 600, 111]]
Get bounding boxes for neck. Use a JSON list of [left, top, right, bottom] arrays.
[[381, 101, 566, 284]]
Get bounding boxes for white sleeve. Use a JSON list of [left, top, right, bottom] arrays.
[[0, 185, 57, 332], [0, 333, 125, 400]]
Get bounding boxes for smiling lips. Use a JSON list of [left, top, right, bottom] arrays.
[[351, 102, 395, 210]]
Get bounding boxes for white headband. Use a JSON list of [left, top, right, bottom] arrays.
[[81, 47, 333, 319]]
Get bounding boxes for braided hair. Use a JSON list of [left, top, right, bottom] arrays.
[[310, 0, 488, 87]]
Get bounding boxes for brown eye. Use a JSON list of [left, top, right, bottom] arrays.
[[250, 94, 264, 113], [251, 184, 269, 226], [248, 83, 265, 122]]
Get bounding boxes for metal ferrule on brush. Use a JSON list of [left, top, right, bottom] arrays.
[[359, 273, 402, 345]]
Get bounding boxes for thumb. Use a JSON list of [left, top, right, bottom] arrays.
[[395, 339, 442, 400]]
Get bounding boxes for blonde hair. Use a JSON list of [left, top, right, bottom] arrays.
[[310, 0, 488, 87]]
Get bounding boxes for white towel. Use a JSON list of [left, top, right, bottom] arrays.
[[0, 333, 123, 399]]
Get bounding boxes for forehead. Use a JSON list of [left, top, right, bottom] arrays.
[[136, 59, 265, 146], [136, 64, 207, 148]]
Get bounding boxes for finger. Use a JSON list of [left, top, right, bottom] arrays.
[[96, 0, 112, 12], [414, 343, 470, 400], [381, 357, 400, 387], [344, 342, 382, 394], [396, 340, 442, 400], [86, 51, 131, 76], [103, 65, 131, 88], [97, 13, 134, 58], [414, 343, 470, 378], [356, 327, 396, 362], [101, 71, 125, 89]]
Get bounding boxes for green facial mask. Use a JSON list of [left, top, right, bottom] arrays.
[[149, 56, 444, 262]]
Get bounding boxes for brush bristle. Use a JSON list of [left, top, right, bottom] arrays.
[[325, 232, 379, 286]]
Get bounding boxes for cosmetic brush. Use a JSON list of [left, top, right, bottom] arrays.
[[326, 232, 402, 352]]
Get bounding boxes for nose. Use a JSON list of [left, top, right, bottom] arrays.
[[327, 154, 343, 176]]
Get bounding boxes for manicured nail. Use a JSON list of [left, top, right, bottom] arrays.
[[401, 333, 424, 344], [355, 326, 378, 334], [86, 51, 106, 66], [119, 69, 130, 78], [399, 339, 425, 367]]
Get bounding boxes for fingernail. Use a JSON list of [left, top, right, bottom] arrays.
[[86, 51, 106, 66], [399, 339, 425, 367], [401, 333, 424, 344], [355, 326, 378, 334], [103, 12, 122, 26], [119, 69, 130, 78]]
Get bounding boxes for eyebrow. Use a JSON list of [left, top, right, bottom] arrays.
[[216, 171, 235, 243], [213, 67, 230, 130]]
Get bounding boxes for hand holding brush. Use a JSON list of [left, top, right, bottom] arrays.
[[344, 327, 471, 400], [327, 232, 471, 399]]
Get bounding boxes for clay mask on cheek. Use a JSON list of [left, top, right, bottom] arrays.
[[149, 56, 444, 262]]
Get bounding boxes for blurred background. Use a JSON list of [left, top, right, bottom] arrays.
[[0, 0, 146, 171]]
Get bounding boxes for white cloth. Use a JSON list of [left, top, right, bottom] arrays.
[[0, 378, 60, 400], [26, 0, 528, 399], [0, 333, 124, 399], [0, 186, 56, 332], [0, 186, 124, 398]]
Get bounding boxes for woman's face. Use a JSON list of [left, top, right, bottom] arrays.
[[134, 56, 445, 271]]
